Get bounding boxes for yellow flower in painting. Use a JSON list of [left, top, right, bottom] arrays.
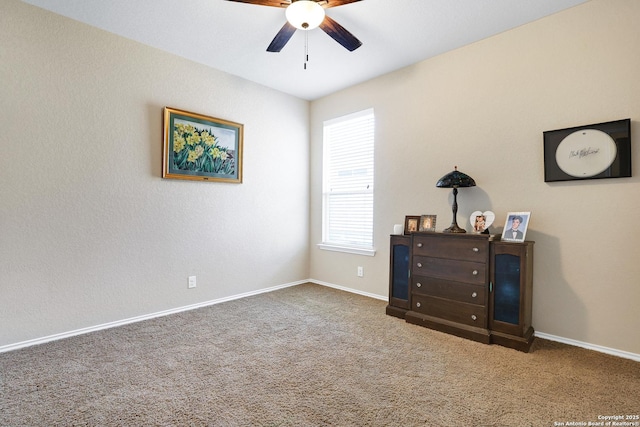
[[201, 131, 216, 146], [173, 137, 186, 153], [194, 145, 204, 158], [176, 124, 192, 138], [210, 147, 221, 159], [187, 133, 200, 146], [220, 151, 228, 161], [187, 150, 198, 163]]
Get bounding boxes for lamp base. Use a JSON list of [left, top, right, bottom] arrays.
[[442, 224, 466, 233], [443, 187, 467, 233]]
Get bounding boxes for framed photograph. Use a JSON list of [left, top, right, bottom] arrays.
[[543, 118, 631, 182], [163, 107, 243, 183], [404, 216, 420, 235], [470, 210, 495, 234], [501, 212, 531, 242], [419, 215, 437, 232]]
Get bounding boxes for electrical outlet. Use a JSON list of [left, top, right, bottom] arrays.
[[357, 266, 364, 277], [188, 276, 196, 289]]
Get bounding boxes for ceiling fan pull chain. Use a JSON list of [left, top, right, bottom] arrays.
[[304, 30, 309, 70]]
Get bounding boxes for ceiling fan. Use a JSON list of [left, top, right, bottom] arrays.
[[226, 0, 363, 52]]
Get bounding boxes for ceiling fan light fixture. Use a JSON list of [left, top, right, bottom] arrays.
[[286, 1, 326, 30]]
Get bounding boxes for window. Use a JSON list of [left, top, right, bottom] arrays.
[[319, 109, 375, 256]]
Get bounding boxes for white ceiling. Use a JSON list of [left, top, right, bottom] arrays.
[[22, 0, 590, 100]]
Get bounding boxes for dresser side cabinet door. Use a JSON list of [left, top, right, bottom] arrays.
[[389, 235, 411, 309], [490, 241, 534, 337]]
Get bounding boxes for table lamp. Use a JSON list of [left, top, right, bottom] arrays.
[[436, 166, 476, 233]]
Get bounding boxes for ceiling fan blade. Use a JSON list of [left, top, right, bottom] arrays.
[[319, 15, 362, 51], [225, 0, 288, 7], [317, 0, 362, 8], [267, 21, 297, 52]]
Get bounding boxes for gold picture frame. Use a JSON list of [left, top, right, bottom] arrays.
[[163, 107, 243, 183], [419, 215, 437, 232]]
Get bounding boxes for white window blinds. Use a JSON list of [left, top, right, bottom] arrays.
[[322, 109, 374, 252]]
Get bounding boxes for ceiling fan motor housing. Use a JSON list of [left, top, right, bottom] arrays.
[[286, 0, 326, 30]]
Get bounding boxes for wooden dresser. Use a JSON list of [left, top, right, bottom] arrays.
[[387, 232, 534, 352]]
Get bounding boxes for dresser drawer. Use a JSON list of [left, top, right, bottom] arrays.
[[412, 295, 487, 327], [413, 256, 486, 285], [412, 276, 485, 305], [412, 234, 489, 262]]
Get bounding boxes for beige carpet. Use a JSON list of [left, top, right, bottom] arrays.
[[1, 283, 638, 426]]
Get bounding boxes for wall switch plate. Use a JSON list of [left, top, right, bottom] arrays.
[[357, 266, 364, 277], [188, 276, 196, 288]]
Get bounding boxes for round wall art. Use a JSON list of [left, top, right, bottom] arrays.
[[543, 118, 631, 182], [555, 129, 617, 178]]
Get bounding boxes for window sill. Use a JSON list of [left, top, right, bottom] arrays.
[[317, 243, 376, 257]]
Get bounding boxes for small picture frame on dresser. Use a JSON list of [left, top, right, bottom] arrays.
[[501, 212, 531, 242], [470, 210, 495, 234], [404, 216, 420, 235], [419, 215, 437, 232]]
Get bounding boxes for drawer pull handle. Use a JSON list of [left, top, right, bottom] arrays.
[[417, 243, 423, 248], [472, 270, 478, 276], [416, 282, 422, 288], [417, 263, 423, 268], [471, 314, 477, 321], [471, 292, 477, 298], [472, 247, 479, 252], [416, 302, 421, 308]]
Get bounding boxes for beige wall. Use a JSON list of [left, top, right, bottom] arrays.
[[0, 0, 309, 347], [310, 0, 640, 355]]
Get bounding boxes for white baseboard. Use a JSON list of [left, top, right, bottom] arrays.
[[0, 279, 307, 354], [309, 279, 387, 301], [534, 332, 640, 362], [309, 280, 640, 362], [3, 279, 639, 363]]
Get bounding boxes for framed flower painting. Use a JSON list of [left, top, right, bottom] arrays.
[[163, 107, 243, 183]]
